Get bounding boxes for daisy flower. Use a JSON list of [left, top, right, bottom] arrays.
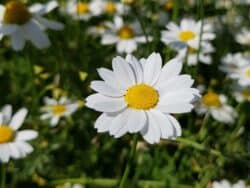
[[212, 180, 246, 188], [64, 0, 103, 21], [196, 90, 237, 124], [159, 0, 174, 11], [233, 85, 250, 102], [55, 183, 84, 188], [101, 16, 150, 54], [221, 53, 250, 86], [236, 28, 250, 46], [177, 43, 214, 66], [40, 96, 80, 126], [0, 105, 38, 163], [161, 18, 215, 50], [102, 0, 129, 15], [0, 0, 64, 51], [87, 22, 107, 37], [86, 52, 200, 144]]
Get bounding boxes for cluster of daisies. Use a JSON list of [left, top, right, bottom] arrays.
[[0, 0, 249, 187]]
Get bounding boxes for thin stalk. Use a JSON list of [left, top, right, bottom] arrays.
[[118, 135, 138, 188], [1, 164, 6, 188], [172, 0, 179, 22]]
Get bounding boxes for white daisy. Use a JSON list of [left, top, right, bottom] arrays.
[[40, 96, 80, 126], [233, 85, 250, 102], [56, 183, 84, 188], [0, 105, 38, 163], [221, 53, 250, 86], [86, 52, 200, 144], [196, 90, 237, 124], [87, 22, 107, 37], [177, 43, 214, 66], [161, 18, 215, 50], [64, 0, 103, 21], [0, 0, 64, 51], [236, 28, 250, 46], [212, 180, 246, 188], [101, 16, 150, 54]]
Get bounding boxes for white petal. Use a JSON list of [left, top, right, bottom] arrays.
[[24, 21, 51, 49], [30, 0, 58, 15], [112, 56, 136, 89], [157, 103, 194, 114], [35, 17, 64, 30], [16, 142, 34, 156], [126, 54, 143, 84], [90, 81, 124, 97], [9, 108, 28, 130], [0, 144, 10, 163], [141, 112, 161, 144], [126, 109, 146, 133], [109, 109, 129, 137], [85, 94, 126, 113], [11, 30, 26, 51], [101, 34, 118, 44], [143, 52, 162, 86], [8, 143, 21, 159], [94, 113, 114, 133], [50, 116, 60, 126], [167, 114, 182, 137], [43, 97, 57, 105], [15, 130, 38, 141], [97, 68, 123, 90], [1, 105, 12, 123], [149, 110, 174, 138], [157, 57, 183, 86], [0, 114, 2, 125], [0, 24, 18, 35]]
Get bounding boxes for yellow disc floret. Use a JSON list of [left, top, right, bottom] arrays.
[[124, 84, 159, 110], [117, 25, 135, 39], [163, 0, 174, 10], [3, 0, 31, 25], [52, 105, 66, 115], [0, 126, 14, 144], [76, 2, 89, 14], [245, 68, 250, 78], [105, 2, 116, 14], [179, 31, 196, 42], [202, 91, 221, 108]]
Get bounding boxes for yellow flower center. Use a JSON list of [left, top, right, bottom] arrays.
[[245, 68, 250, 78], [0, 126, 14, 144], [3, 0, 31, 25], [76, 2, 89, 14], [118, 25, 135, 39], [188, 47, 197, 54], [163, 1, 174, 10], [52, 105, 66, 115], [179, 30, 196, 42], [202, 91, 221, 108], [241, 90, 250, 99], [105, 2, 116, 14], [124, 84, 159, 110]]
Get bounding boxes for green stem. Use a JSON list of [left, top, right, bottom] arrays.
[[176, 137, 223, 157], [1, 164, 6, 188], [118, 135, 138, 188], [172, 0, 179, 22]]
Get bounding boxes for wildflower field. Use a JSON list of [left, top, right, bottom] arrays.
[[0, 0, 249, 188]]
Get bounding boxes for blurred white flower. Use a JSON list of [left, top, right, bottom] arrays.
[[87, 22, 107, 37], [233, 85, 250, 102], [101, 16, 150, 54], [86, 52, 199, 144], [40, 96, 80, 126], [0, 0, 64, 51], [236, 28, 250, 46], [196, 90, 237, 124], [177, 43, 214, 66], [0, 105, 38, 163], [161, 18, 215, 50], [212, 180, 245, 188], [102, 0, 129, 15], [221, 53, 250, 87]]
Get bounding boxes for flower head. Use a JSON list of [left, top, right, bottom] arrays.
[[86, 52, 199, 144], [0, 0, 64, 51], [212, 180, 245, 188], [0, 105, 38, 163], [161, 18, 215, 50], [40, 96, 80, 126], [101, 16, 150, 54]]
